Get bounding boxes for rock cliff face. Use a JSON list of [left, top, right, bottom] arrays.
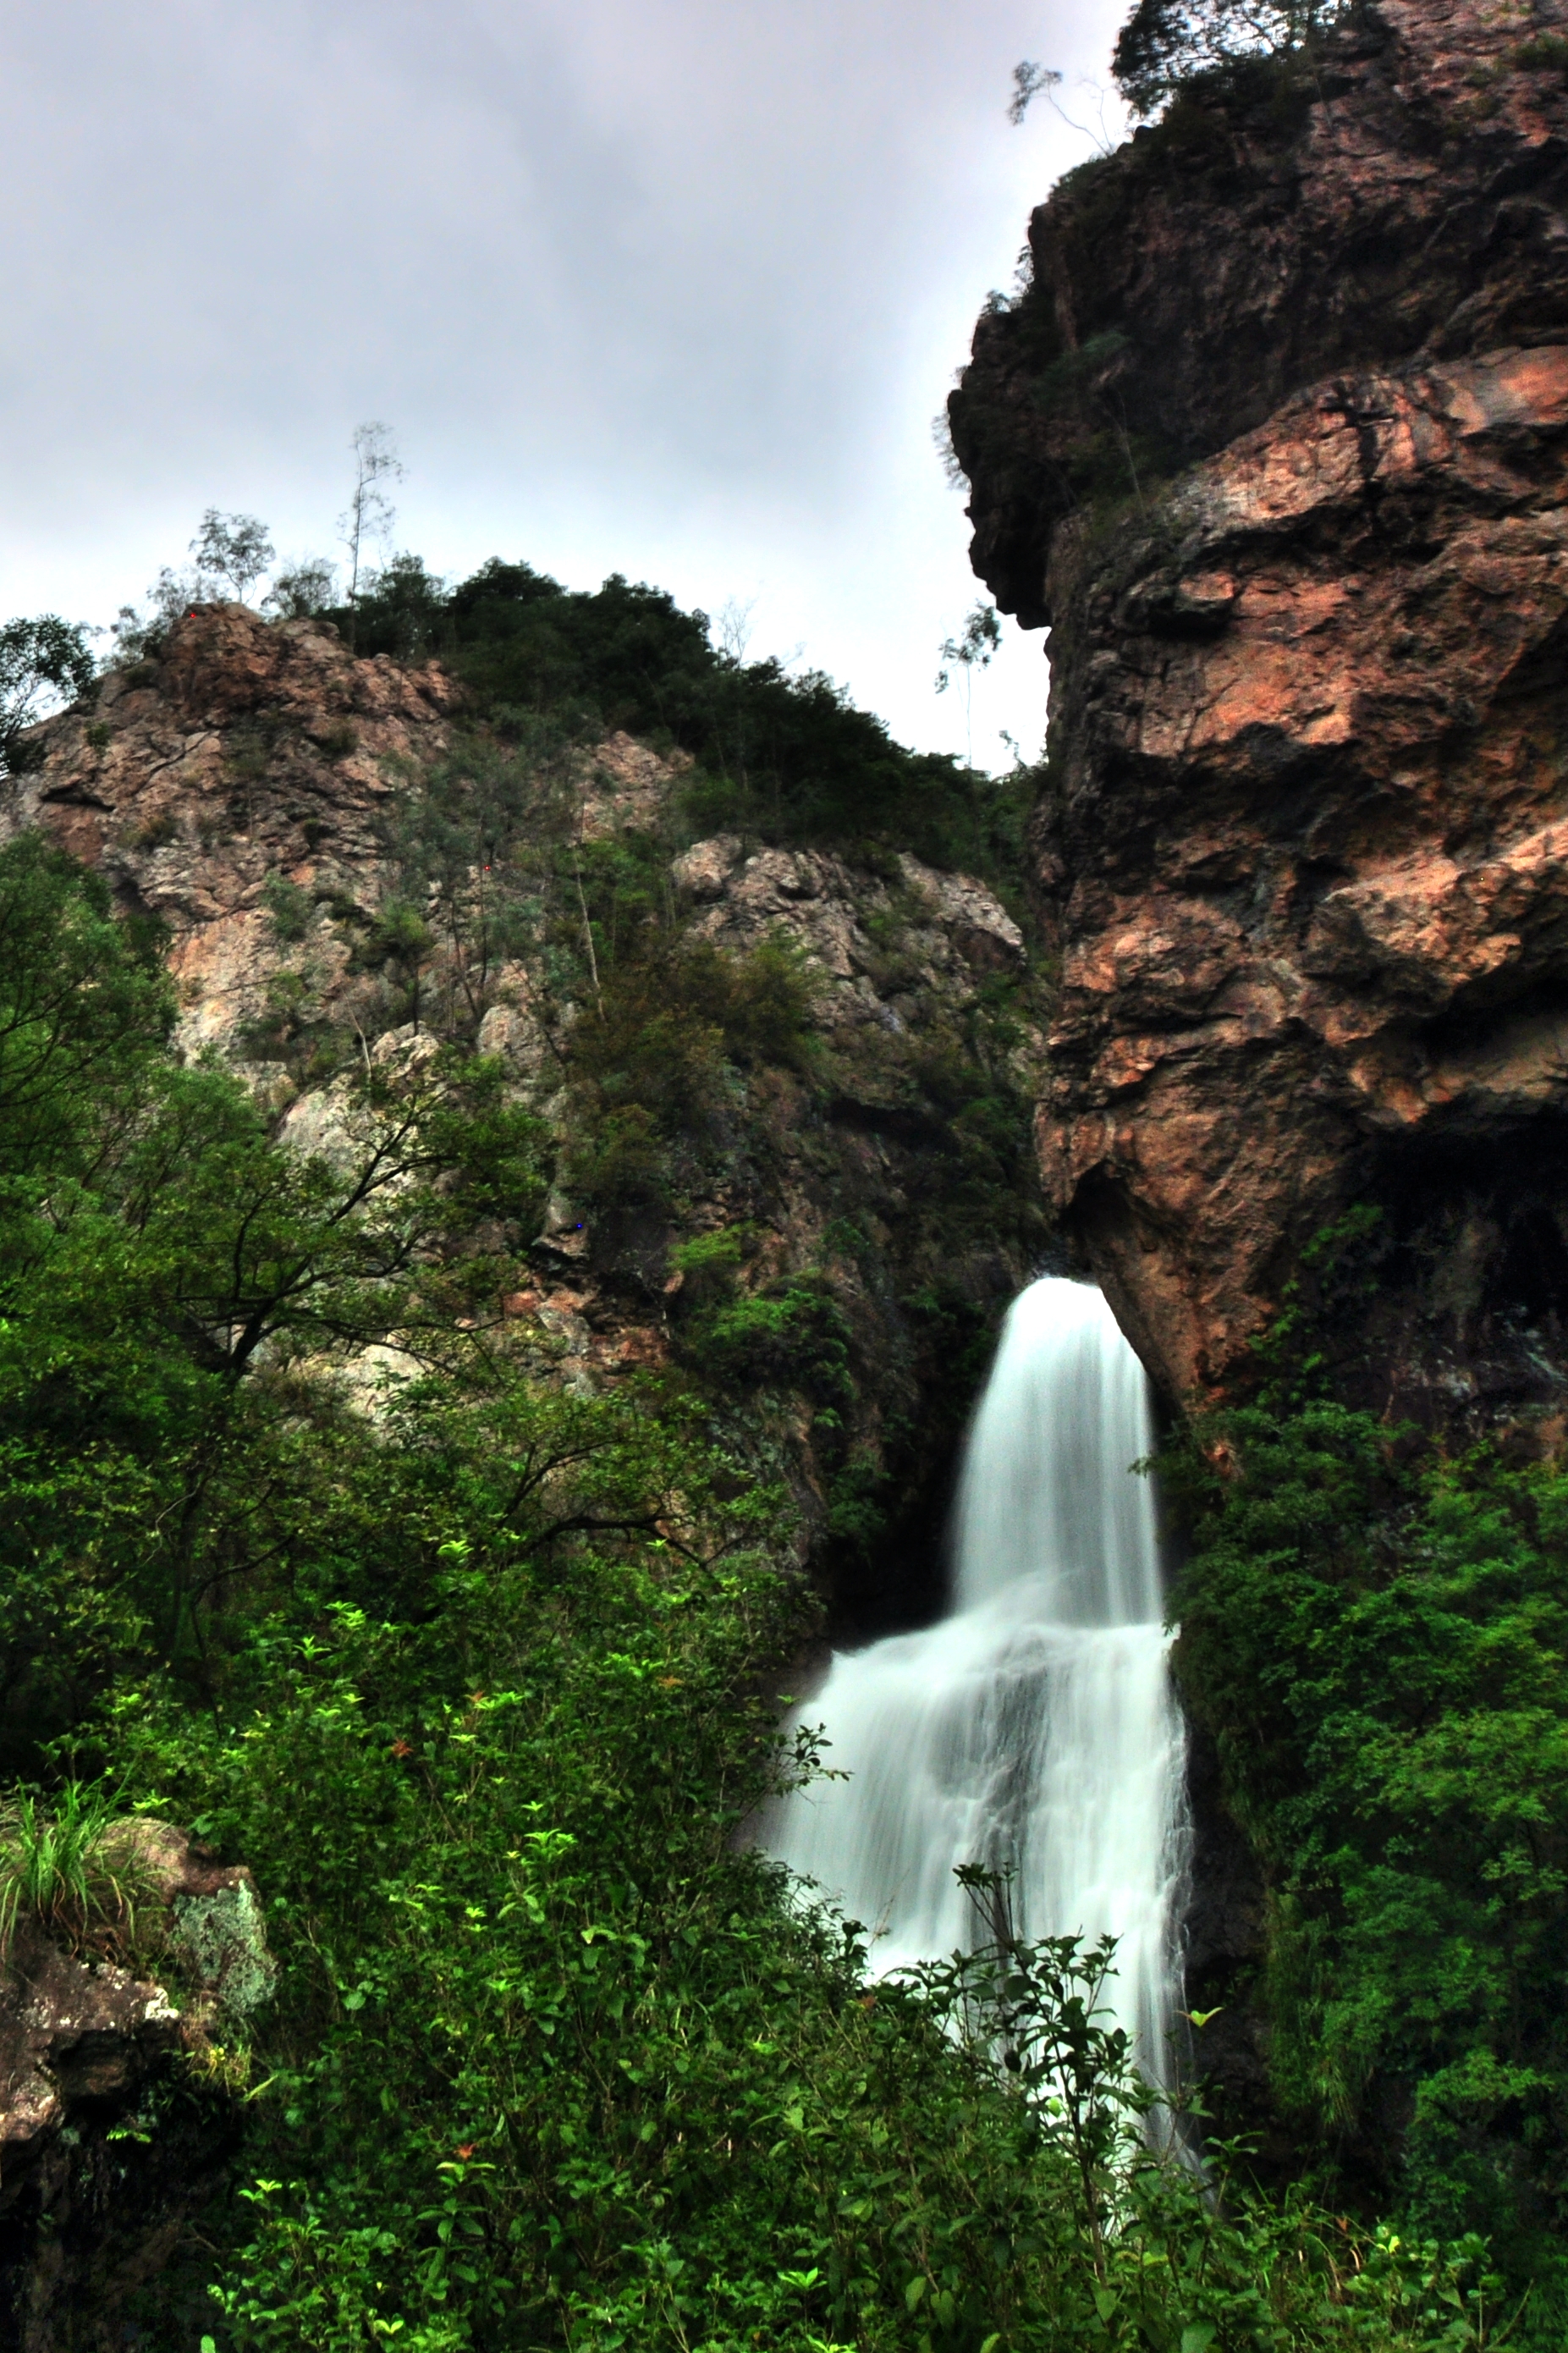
[[3, 603, 1047, 1634], [953, 0, 1568, 1419]]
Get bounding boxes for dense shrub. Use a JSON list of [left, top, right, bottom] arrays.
[[1167, 1256, 1568, 2331], [338, 557, 1036, 876]]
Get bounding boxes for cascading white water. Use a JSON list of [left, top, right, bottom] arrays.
[[767, 1276, 1188, 2086]]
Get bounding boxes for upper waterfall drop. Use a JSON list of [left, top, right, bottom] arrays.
[[952, 1277, 1161, 1623], [767, 1275, 1188, 2082]]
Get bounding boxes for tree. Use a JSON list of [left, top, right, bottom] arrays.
[[110, 511, 275, 661], [1008, 60, 1063, 124], [0, 617, 96, 769], [338, 422, 404, 647], [264, 556, 338, 618], [347, 552, 446, 660], [935, 601, 1002, 768], [0, 832, 173, 1171], [190, 509, 274, 603], [1111, 0, 1346, 118]]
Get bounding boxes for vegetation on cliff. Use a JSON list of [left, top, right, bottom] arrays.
[[335, 553, 1031, 878], [0, 686, 1508, 2346], [1109, 0, 1351, 119], [1167, 1223, 1568, 2339]]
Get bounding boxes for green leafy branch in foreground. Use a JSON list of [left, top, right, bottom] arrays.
[[115, 1554, 1505, 2353]]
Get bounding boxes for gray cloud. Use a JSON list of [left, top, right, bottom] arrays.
[[2, 0, 1128, 761]]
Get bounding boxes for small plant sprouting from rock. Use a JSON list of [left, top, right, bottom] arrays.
[[0, 1784, 152, 1959], [261, 872, 314, 942]]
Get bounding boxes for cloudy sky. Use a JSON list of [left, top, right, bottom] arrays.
[[3, 0, 1130, 768]]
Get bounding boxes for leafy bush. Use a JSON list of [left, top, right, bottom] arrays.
[[261, 872, 314, 943], [1112, 0, 1350, 119], [683, 1278, 852, 1399], [1168, 1360, 1568, 2318]]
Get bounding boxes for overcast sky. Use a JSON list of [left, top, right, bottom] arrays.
[[3, 0, 1130, 769]]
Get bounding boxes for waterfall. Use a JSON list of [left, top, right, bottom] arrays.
[[767, 1276, 1188, 2086]]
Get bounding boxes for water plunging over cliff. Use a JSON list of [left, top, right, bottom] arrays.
[[769, 1277, 1188, 2080]]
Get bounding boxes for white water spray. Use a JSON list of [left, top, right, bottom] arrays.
[[768, 1276, 1188, 2085]]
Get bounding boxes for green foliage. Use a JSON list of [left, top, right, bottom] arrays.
[[1112, 0, 1349, 119], [0, 835, 547, 1767], [0, 840, 1517, 2350], [352, 552, 448, 661], [113, 1513, 1488, 2353], [339, 556, 1032, 876], [0, 1781, 151, 1956], [0, 613, 96, 766], [264, 556, 338, 620], [261, 872, 314, 944], [190, 510, 274, 604], [562, 934, 822, 1212], [1168, 1339, 1568, 2311], [683, 1278, 852, 1400], [935, 603, 1001, 697], [0, 832, 174, 1177], [905, 1873, 1510, 2352], [1514, 35, 1568, 77]]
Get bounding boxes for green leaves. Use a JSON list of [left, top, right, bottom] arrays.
[[1, 834, 1531, 2349], [1111, 0, 1350, 119], [0, 614, 95, 764], [1173, 1391, 1568, 2277], [0, 832, 173, 1179]]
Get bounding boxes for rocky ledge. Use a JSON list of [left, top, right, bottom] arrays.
[[0, 1822, 273, 2353], [955, 0, 1568, 1423]]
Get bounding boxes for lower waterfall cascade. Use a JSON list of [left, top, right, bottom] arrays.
[[768, 1276, 1189, 2087]]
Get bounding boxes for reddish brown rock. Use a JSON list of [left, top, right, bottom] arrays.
[[0, 603, 701, 1067], [956, 0, 1568, 1421], [954, 0, 1568, 629]]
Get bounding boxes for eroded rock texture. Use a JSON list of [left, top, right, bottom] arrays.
[[1, 602, 459, 1061], [954, 0, 1568, 1419]]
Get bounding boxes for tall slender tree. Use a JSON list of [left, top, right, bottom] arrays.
[[338, 422, 404, 649]]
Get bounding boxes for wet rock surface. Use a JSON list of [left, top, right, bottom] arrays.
[[955, 0, 1568, 1426], [0, 1825, 272, 2353]]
